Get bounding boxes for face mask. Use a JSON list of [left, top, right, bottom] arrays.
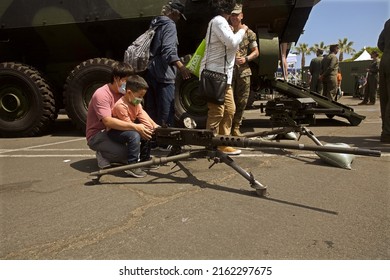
[[117, 81, 126, 94], [131, 97, 143, 106]]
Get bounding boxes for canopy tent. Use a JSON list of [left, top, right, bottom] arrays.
[[354, 49, 371, 61], [287, 53, 297, 66]]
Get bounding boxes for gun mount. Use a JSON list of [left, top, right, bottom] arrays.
[[261, 97, 346, 127], [89, 127, 381, 197], [270, 79, 365, 126]]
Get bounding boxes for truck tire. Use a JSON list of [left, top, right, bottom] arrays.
[[63, 58, 117, 134], [174, 75, 207, 128], [0, 62, 56, 137]]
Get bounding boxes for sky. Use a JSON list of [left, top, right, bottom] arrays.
[[293, 0, 389, 67]]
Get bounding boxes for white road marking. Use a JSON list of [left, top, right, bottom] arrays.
[[0, 138, 85, 154], [0, 149, 90, 152], [0, 155, 95, 158]]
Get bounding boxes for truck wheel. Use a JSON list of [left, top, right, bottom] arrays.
[[63, 58, 117, 134], [174, 75, 207, 128], [0, 62, 56, 137]]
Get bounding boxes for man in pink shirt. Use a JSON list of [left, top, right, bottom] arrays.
[[86, 62, 153, 169], [107, 75, 159, 178]]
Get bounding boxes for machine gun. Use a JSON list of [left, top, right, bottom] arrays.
[[248, 97, 347, 145], [89, 127, 381, 197], [261, 97, 345, 127]]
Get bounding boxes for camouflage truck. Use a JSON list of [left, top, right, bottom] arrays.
[[0, 0, 364, 137]]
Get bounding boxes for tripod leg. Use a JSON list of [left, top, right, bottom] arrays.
[[215, 151, 267, 197], [300, 126, 323, 146]]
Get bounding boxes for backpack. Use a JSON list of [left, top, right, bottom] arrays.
[[124, 26, 157, 73]]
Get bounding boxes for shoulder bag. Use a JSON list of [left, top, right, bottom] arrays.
[[198, 22, 227, 105]]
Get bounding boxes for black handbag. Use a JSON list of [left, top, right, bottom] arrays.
[[198, 22, 227, 105], [199, 68, 227, 105]]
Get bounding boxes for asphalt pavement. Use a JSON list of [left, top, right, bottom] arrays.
[[0, 96, 389, 260]]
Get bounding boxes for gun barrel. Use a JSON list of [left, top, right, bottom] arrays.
[[154, 128, 381, 157], [212, 136, 381, 157]]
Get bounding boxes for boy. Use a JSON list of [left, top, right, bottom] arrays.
[[107, 75, 159, 178]]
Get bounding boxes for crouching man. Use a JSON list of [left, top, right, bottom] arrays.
[[86, 62, 157, 177]]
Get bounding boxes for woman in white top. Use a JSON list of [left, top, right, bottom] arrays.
[[200, 0, 248, 155]]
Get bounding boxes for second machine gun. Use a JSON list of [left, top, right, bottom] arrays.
[[90, 127, 381, 197]]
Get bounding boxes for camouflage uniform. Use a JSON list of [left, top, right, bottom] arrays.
[[232, 29, 258, 130], [309, 54, 323, 95], [321, 52, 339, 100], [361, 56, 380, 104]]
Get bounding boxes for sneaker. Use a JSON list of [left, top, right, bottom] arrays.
[[218, 146, 241, 155], [96, 151, 111, 169], [142, 164, 160, 170], [358, 101, 367, 105], [124, 168, 147, 178], [368, 101, 375, 105]]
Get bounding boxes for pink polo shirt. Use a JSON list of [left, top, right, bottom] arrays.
[[86, 84, 121, 142]]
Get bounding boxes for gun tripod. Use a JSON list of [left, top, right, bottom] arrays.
[[89, 127, 380, 198], [89, 146, 268, 197]]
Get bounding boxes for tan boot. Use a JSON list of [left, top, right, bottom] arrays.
[[232, 125, 243, 137]]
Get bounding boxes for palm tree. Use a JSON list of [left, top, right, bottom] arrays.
[[293, 43, 311, 79], [337, 38, 356, 62], [312, 41, 328, 54]]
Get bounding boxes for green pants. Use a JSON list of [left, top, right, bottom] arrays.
[[322, 76, 337, 100], [232, 74, 251, 126]]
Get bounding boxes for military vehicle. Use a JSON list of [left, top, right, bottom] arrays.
[[0, 0, 364, 137]]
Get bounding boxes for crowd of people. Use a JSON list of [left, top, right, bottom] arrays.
[[86, 0, 390, 178], [307, 22, 389, 143]]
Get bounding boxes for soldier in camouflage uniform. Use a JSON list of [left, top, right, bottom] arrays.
[[320, 44, 339, 100], [358, 51, 380, 105], [230, 4, 259, 136]]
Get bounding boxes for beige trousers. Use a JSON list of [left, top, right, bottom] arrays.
[[206, 86, 236, 135]]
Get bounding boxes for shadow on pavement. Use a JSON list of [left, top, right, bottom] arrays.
[[70, 158, 97, 173], [79, 159, 339, 216]]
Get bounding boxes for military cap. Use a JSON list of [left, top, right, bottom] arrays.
[[232, 4, 243, 14]]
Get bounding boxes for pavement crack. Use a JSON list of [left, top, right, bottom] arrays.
[[2, 189, 200, 259]]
